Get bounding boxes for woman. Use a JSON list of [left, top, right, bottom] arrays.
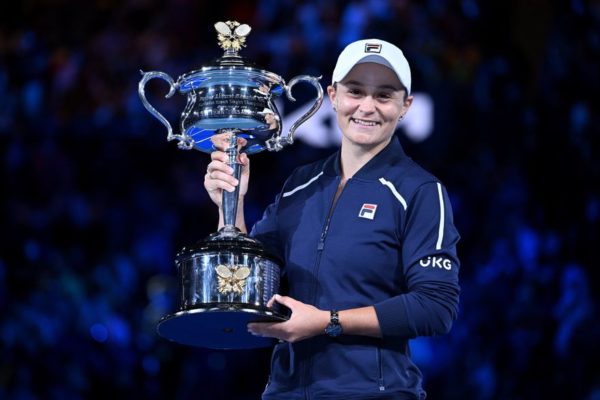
[[204, 38, 460, 400]]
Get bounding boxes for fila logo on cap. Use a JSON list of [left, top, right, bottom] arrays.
[[364, 43, 382, 53], [359, 203, 378, 220]]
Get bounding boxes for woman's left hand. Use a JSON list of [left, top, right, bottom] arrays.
[[247, 295, 329, 343]]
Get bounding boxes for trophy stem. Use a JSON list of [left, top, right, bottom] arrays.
[[221, 131, 242, 236]]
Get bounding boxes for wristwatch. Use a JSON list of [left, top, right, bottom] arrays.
[[324, 310, 343, 337]]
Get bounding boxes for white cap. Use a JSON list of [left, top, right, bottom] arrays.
[[258, 107, 280, 120], [332, 39, 411, 94]]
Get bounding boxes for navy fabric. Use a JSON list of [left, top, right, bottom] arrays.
[[251, 136, 460, 399]]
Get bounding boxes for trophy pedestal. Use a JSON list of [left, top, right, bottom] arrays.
[[156, 230, 288, 349], [157, 304, 286, 349]]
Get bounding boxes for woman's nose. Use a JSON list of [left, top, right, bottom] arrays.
[[358, 96, 376, 113]]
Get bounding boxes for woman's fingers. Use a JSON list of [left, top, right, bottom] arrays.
[[205, 150, 250, 202], [238, 152, 249, 166], [208, 168, 238, 186], [210, 150, 229, 163], [205, 175, 237, 194]]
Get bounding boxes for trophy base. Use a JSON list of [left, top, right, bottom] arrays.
[[160, 228, 287, 349], [157, 304, 288, 349]]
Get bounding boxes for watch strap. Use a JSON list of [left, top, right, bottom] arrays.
[[325, 309, 343, 337], [330, 310, 339, 324]]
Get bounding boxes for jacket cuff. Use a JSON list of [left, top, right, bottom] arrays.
[[374, 296, 413, 339]]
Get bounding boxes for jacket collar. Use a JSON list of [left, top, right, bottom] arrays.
[[323, 135, 408, 180]]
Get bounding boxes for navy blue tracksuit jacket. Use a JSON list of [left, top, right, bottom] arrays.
[[251, 136, 461, 399]]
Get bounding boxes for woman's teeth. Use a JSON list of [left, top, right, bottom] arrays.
[[351, 118, 378, 126]]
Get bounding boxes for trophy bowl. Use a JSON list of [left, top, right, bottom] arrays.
[[138, 21, 323, 349], [138, 21, 323, 154]]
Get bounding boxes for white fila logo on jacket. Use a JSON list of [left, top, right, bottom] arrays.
[[358, 203, 378, 220]]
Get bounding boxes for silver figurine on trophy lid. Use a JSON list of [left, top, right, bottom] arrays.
[[138, 21, 323, 349]]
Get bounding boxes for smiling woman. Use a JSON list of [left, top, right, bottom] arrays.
[[204, 38, 461, 400]]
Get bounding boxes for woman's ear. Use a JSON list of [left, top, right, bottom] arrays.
[[327, 85, 337, 111], [402, 95, 414, 114]]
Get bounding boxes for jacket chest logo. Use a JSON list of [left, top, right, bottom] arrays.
[[358, 203, 378, 220]]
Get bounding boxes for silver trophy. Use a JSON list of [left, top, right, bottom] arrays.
[[138, 21, 323, 349]]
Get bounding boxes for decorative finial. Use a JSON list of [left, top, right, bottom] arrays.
[[214, 21, 251, 52]]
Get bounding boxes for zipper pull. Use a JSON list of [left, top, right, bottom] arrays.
[[317, 230, 327, 251], [317, 236, 325, 251]]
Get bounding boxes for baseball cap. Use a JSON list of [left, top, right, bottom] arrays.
[[332, 39, 411, 94]]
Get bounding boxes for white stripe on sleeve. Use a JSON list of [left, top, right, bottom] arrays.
[[436, 182, 445, 250]]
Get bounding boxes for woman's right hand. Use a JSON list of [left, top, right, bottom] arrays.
[[204, 151, 250, 208]]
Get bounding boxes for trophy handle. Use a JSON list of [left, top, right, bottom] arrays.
[[138, 71, 194, 150], [271, 75, 323, 151]]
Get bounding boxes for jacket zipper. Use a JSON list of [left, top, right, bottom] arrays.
[[317, 177, 343, 252], [304, 176, 343, 400], [313, 176, 343, 303], [376, 347, 386, 391]]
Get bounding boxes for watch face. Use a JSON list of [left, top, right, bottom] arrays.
[[325, 323, 342, 337]]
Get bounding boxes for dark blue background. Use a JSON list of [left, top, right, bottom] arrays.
[[1, 1, 598, 399]]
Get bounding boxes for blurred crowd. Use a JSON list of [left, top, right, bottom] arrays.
[[1, 0, 599, 399]]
